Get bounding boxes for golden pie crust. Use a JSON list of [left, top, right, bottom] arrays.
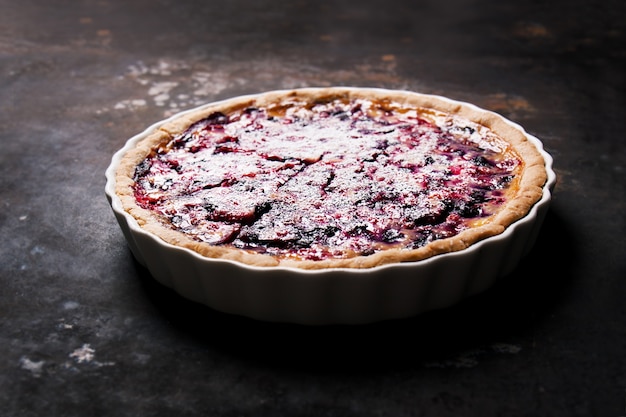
[[115, 87, 547, 270]]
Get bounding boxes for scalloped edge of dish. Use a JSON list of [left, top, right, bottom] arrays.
[[105, 88, 556, 325]]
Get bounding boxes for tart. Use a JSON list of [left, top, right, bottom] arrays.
[[106, 87, 555, 324]]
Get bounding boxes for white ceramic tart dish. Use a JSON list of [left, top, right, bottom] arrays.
[[105, 87, 556, 325]]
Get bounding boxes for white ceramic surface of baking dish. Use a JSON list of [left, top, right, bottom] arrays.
[[105, 89, 556, 325]]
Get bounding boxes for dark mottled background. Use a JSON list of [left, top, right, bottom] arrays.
[[1, 1, 625, 416]]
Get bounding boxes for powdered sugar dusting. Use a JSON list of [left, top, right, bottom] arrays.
[[69, 344, 95, 363], [101, 59, 249, 115], [68, 343, 115, 367], [99, 57, 405, 117], [19, 357, 45, 377], [133, 96, 521, 262]]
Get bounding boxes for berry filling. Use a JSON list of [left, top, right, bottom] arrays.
[[132, 98, 521, 261]]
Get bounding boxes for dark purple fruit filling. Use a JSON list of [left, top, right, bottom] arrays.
[[133, 98, 520, 260]]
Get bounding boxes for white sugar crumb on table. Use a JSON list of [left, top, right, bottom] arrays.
[[19, 357, 45, 377], [69, 344, 95, 363]]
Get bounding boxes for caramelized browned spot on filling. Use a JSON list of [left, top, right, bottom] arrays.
[[133, 98, 521, 261]]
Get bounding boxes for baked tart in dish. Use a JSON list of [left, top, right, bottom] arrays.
[[106, 87, 555, 324]]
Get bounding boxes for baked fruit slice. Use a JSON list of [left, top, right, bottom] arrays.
[[106, 87, 555, 323]]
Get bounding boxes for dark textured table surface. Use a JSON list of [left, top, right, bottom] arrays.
[[1, 1, 625, 416]]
